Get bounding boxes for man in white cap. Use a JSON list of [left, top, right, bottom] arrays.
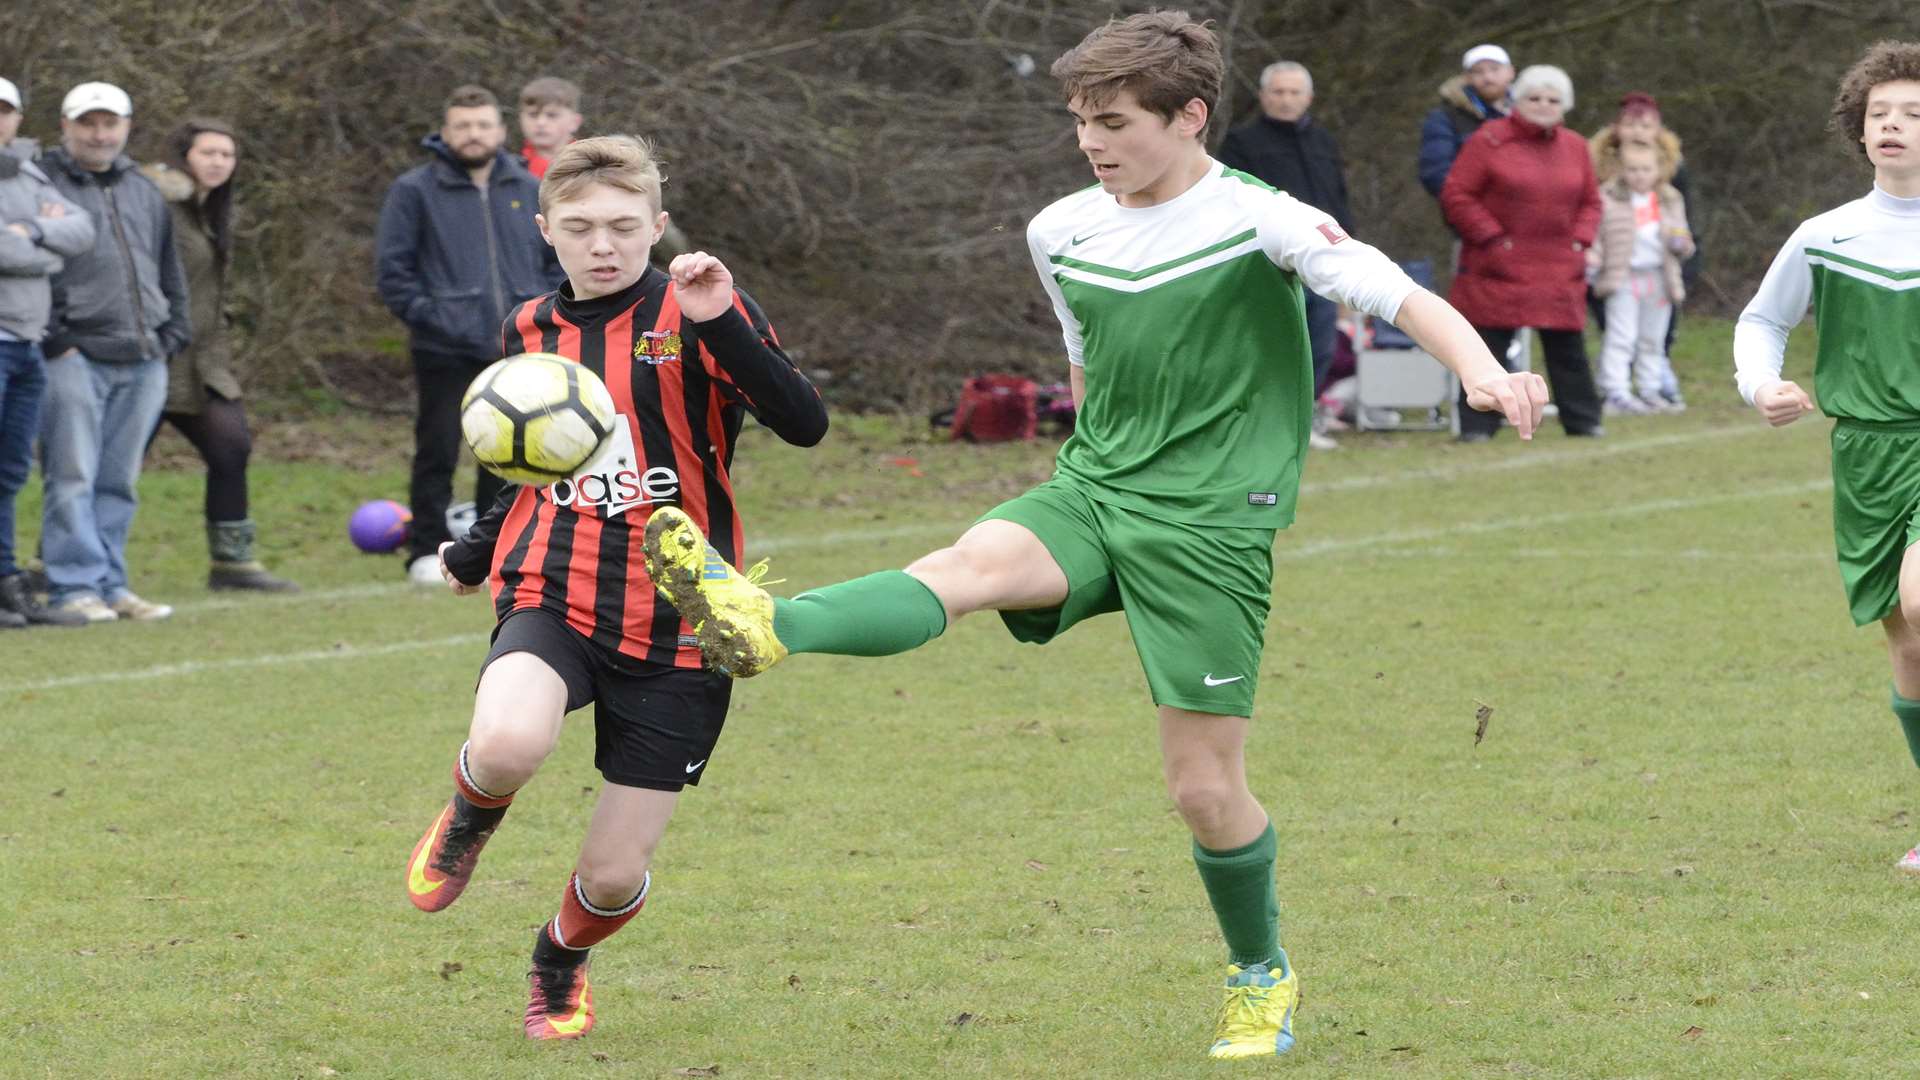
[[0, 77, 96, 628], [1418, 44, 1514, 197], [37, 81, 190, 623]]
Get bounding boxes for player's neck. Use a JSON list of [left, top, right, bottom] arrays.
[[1117, 148, 1212, 209], [1874, 165, 1920, 199]]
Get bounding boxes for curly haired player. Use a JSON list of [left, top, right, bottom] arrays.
[[1734, 41, 1920, 870]]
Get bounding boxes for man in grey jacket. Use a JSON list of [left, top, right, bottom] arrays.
[[0, 77, 95, 628], [39, 81, 190, 624]]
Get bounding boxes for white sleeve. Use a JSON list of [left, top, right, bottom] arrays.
[[1733, 225, 1813, 405], [1027, 221, 1085, 367], [1256, 190, 1419, 323]]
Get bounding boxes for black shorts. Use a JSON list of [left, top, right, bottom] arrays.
[[483, 607, 733, 792]]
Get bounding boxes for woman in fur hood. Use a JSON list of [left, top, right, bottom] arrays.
[[140, 119, 298, 592]]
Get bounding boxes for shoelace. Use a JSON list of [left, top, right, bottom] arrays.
[[1215, 982, 1277, 1038], [741, 558, 785, 589]]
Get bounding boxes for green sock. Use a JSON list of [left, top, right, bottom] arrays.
[[1193, 821, 1282, 970], [1892, 686, 1920, 770], [770, 571, 948, 657]]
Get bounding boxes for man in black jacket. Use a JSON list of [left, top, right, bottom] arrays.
[[1217, 61, 1352, 446], [375, 84, 563, 583], [40, 81, 190, 624]]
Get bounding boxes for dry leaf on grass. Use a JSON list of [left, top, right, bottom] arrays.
[[1473, 702, 1493, 746]]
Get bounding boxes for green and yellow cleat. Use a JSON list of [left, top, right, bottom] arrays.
[[642, 506, 787, 677], [1207, 960, 1300, 1059]]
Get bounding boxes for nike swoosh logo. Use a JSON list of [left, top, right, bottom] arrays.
[[546, 984, 593, 1035], [1202, 673, 1244, 687], [684, 758, 708, 774], [1071, 232, 1098, 245], [1832, 234, 1862, 244], [407, 806, 451, 895]]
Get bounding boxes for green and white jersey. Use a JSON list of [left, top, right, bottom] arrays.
[[1028, 159, 1419, 527], [1734, 186, 1920, 420]]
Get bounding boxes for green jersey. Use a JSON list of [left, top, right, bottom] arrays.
[[1734, 186, 1920, 421], [1027, 160, 1419, 527]]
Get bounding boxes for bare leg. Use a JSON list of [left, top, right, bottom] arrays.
[[903, 519, 1070, 625], [1157, 706, 1268, 849], [573, 783, 681, 908], [465, 651, 570, 794]]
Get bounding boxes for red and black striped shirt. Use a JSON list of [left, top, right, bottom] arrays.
[[443, 268, 827, 668]]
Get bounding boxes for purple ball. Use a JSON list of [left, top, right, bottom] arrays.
[[349, 499, 412, 554]]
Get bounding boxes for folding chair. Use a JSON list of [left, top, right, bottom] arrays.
[[1353, 260, 1458, 432]]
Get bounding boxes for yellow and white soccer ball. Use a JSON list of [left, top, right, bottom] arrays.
[[460, 353, 617, 485]]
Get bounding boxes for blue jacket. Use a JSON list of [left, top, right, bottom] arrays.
[[1417, 75, 1507, 198], [374, 134, 562, 357]]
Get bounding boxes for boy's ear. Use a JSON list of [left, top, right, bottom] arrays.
[[535, 212, 552, 244]]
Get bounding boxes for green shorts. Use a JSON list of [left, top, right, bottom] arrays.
[[979, 477, 1277, 716], [1830, 419, 1920, 626]]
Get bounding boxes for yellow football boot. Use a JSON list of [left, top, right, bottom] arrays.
[[642, 506, 787, 677], [1207, 960, 1300, 1059]]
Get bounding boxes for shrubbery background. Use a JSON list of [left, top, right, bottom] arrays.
[[3, 0, 1897, 411]]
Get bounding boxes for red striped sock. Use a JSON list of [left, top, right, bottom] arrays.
[[452, 741, 515, 809], [547, 871, 649, 950]]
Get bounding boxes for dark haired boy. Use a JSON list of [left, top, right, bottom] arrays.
[[640, 9, 1547, 1059], [1734, 41, 1920, 870]]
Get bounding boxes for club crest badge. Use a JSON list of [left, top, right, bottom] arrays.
[[636, 330, 683, 365]]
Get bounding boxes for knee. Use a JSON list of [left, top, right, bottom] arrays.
[[1892, 621, 1920, 672], [466, 718, 556, 784], [1166, 770, 1238, 836], [210, 430, 251, 474], [576, 851, 652, 906]]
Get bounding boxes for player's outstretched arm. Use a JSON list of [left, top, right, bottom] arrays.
[[1393, 289, 1549, 440]]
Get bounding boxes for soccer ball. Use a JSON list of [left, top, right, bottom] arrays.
[[461, 353, 617, 485]]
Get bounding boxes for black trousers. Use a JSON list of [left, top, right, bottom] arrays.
[[410, 348, 509, 559], [1458, 327, 1604, 437], [161, 394, 252, 523]]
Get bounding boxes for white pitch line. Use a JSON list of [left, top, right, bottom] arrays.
[[158, 424, 1776, 614], [26, 426, 1810, 691], [1277, 479, 1832, 559], [1, 633, 485, 694], [1347, 546, 1829, 564], [1300, 422, 1780, 497]]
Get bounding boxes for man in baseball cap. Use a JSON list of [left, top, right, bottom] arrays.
[[0, 78, 24, 154], [1418, 43, 1516, 197], [60, 81, 132, 121], [36, 80, 190, 623]]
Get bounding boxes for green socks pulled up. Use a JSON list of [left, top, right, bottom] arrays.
[[771, 570, 948, 657], [1194, 821, 1282, 970]]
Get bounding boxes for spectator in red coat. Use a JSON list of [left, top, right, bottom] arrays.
[[1440, 64, 1604, 442]]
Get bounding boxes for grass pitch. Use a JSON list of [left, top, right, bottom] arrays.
[[6, 320, 1920, 1078]]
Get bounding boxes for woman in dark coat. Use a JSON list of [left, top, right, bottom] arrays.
[[1440, 64, 1605, 442], [146, 119, 297, 590]]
